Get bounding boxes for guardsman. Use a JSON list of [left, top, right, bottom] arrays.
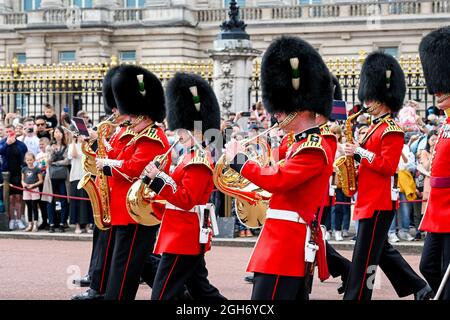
[[144, 72, 226, 300], [419, 26, 450, 300], [225, 36, 333, 300], [95, 65, 171, 300], [343, 51, 432, 300]]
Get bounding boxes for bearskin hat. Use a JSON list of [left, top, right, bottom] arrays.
[[419, 26, 450, 95], [166, 72, 220, 134], [261, 36, 333, 116], [111, 65, 165, 122], [332, 74, 343, 100], [102, 66, 119, 115], [358, 51, 405, 113]]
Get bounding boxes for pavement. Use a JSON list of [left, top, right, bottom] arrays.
[[0, 236, 426, 300]]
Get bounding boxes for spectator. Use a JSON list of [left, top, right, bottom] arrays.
[[417, 130, 438, 213], [76, 110, 92, 128], [68, 134, 92, 234], [5, 112, 21, 126], [42, 103, 58, 131], [0, 125, 5, 139], [46, 126, 70, 233], [35, 115, 52, 140], [17, 117, 40, 155], [398, 100, 421, 134], [36, 137, 50, 230], [21, 152, 43, 232], [0, 125, 28, 230], [14, 122, 24, 140]]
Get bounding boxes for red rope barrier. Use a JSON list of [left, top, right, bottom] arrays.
[[8, 184, 90, 201]]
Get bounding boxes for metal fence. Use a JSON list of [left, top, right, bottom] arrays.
[[0, 54, 436, 125]]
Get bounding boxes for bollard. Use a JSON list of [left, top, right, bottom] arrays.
[[0, 172, 10, 231]]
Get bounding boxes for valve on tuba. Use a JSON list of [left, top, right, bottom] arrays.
[[126, 141, 179, 226], [213, 125, 277, 229]]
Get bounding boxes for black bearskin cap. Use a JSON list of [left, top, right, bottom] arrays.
[[261, 36, 333, 115], [332, 74, 343, 100], [358, 51, 405, 113], [102, 66, 119, 115], [111, 65, 165, 122], [419, 26, 450, 94], [166, 72, 220, 134]]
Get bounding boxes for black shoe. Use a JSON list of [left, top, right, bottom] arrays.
[[48, 226, 55, 233], [71, 289, 103, 300], [337, 282, 345, 295], [63, 223, 69, 229], [38, 223, 48, 231], [59, 227, 65, 233], [414, 284, 434, 300], [414, 232, 422, 241], [73, 275, 91, 287], [244, 275, 254, 284]]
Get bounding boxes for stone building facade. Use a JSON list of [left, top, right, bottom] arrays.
[[0, 0, 449, 65]]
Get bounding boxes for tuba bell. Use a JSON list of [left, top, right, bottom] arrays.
[[126, 140, 179, 226], [213, 126, 276, 229]]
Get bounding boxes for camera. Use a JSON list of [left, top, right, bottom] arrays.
[[241, 111, 251, 117], [27, 128, 34, 133]]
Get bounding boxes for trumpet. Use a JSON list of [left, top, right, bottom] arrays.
[[126, 140, 180, 226]]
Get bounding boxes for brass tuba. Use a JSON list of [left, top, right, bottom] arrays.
[[126, 140, 179, 226], [213, 126, 276, 229], [78, 118, 116, 230], [333, 108, 365, 197]]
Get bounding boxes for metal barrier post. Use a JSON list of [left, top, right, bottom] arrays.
[[0, 172, 10, 231]]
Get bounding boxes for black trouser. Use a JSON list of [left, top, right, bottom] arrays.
[[141, 253, 162, 288], [344, 210, 426, 300], [89, 228, 114, 294], [104, 224, 159, 300], [151, 253, 226, 301], [321, 206, 331, 231], [25, 200, 39, 221], [251, 273, 308, 300], [38, 184, 48, 225], [87, 225, 100, 278], [420, 233, 450, 300], [326, 241, 351, 283]]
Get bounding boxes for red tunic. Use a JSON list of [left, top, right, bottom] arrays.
[[105, 125, 170, 226], [353, 116, 404, 220], [232, 128, 333, 278], [420, 117, 450, 233], [151, 148, 215, 255], [320, 123, 338, 207]]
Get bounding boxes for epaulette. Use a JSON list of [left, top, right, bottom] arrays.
[[319, 123, 334, 136], [382, 118, 403, 138], [119, 126, 136, 139], [126, 125, 165, 147], [184, 149, 213, 173], [291, 134, 328, 164]]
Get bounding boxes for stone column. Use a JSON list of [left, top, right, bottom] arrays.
[[207, 0, 261, 116], [40, 0, 64, 9]]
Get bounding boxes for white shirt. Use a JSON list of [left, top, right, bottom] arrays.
[[68, 142, 85, 182], [18, 135, 40, 155]]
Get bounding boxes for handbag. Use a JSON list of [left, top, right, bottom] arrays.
[[49, 164, 68, 180]]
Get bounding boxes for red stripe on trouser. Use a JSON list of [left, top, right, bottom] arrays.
[[271, 275, 280, 300], [99, 229, 113, 293], [118, 225, 139, 300], [159, 255, 179, 300], [358, 211, 380, 301]]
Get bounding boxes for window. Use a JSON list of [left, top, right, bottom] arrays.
[[59, 51, 76, 63], [15, 53, 26, 64], [379, 46, 399, 58], [126, 0, 145, 8], [223, 0, 245, 8], [299, 0, 321, 4], [72, 0, 93, 8], [23, 0, 41, 11], [119, 51, 137, 62]]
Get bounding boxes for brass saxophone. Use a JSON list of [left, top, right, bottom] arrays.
[[333, 109, 364, 197], [78, 120, 115, 230]]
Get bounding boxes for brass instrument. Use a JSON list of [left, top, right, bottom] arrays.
[[126, 141, 179, 226], [213, 125, 277, 229], [333, 108, 365, 197], [78, 119, 116, 230]]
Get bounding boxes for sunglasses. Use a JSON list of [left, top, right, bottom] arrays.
[[36, 123, 46, 126]]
